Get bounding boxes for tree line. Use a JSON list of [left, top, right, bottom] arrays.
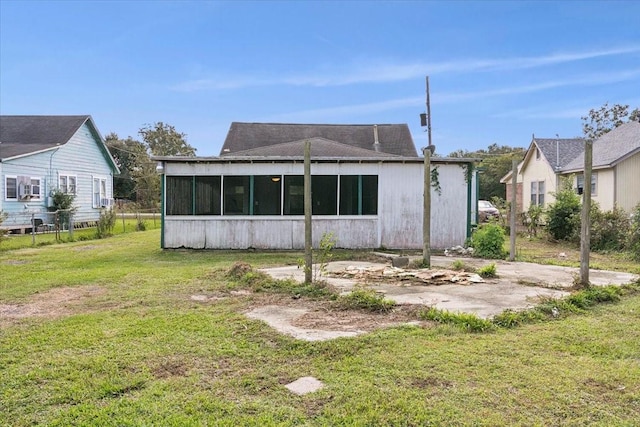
[[105, 122, 196, 209]]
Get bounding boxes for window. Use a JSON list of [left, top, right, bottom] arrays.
[[93, 177, 108, 208], [530, 180, 545, 206], [311, 175, 338, 215], [166, 176, 193, 215], [5, 176, 17, 200], [223, 176, 250, 215], [59, 174, 77, 194], [576, 173, 597, 196], [340, 175, 378, 215], [195, 176, 221, 215], [30, 178, 41, 199], [253, 176, 281, 215], [283, 175, 338, 215], [6, 176, 41, 200]]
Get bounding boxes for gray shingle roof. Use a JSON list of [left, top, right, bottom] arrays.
[[0, 115, 90, 159], [562, 121, 640, 172], [220, 122, 418, 157], [227, 137, 399, 158], [534, 137, 585, 170]]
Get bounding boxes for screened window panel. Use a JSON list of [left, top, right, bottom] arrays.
[[223, 176, 250, 215], [166, 176, 193, 215], [339, 176, 359, 215], [253, 176, 281, 215], [312, 175, 337, 215], [361, 175, 378, 215], [284, 176, 304, 215], [195, 176, 221, 215]]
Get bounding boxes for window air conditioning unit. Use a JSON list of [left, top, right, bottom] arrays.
[[19, 184, 33, 199], [100, 198, 113, 207]]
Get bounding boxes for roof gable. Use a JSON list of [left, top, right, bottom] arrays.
[[534, 137, 584, 170], [562, 121, 640, 172], [0, 115, 119, 173], [225, 137, 398, 158], [220, 122, 418, 157], [519, 136, 584, 176]]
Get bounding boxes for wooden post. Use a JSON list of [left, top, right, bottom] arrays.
[[509, 159, 518, 261], [304, 140, 313, 284], [580, 140, 593, 287], [31, 213, 35, 246], [423, 148, 431, 268]]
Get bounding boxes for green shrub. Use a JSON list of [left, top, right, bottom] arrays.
[[590, 204, 630, 252], [469, 223, 507, 259], [48, 190, 76, 230], [477, 263, 497, 278], [627, 203, 640, 261], [338, 288, 395, 312], [135, 214, 147, 231], [521, 204, 545, 237], [0, 211, 7, 245], [546, 179, 581, 241], [95, 208, 116, 239]]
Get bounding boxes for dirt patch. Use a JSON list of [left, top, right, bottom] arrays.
[[0, 286, 105, 326], [243, 293, 430, 341]]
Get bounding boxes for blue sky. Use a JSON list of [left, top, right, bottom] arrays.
[[1, 1, 639, 156]]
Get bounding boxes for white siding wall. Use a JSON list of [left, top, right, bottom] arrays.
[[162, 160, 470, 250]]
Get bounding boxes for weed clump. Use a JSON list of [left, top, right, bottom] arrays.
[[477, 263, 497, 278], [420, 307, 494, 332], [338, 288, 395, 312]]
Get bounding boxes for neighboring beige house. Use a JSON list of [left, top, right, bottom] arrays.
[[560, 121, 640, 213], [502, 121, 640, 214], [501, 136, 584, 212]]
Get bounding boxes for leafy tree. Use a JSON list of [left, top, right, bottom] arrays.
[[582, 103, 640, 140], [449, 143, 525, 199], [139, 122, 196, 156], [105, 133, 149, 200], [105, 132, 161, 208]]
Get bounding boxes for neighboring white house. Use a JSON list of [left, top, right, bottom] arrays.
[[501, 121, 640, 214], [0, 115, 119, 230], [155, 123, 479, 250]]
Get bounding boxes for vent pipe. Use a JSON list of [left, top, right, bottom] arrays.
[[373, 125, 380, 151]]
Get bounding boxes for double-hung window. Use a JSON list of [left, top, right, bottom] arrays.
[[5, 176, 17, 200], [576, 173, 597, 196], [59, 174, 77, 195], [93, 176, 108, 208], [530, 181, 545, 206]]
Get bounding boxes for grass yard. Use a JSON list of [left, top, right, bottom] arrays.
[[1, 230, 639, 426]]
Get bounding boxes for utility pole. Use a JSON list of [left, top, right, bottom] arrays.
[[579, 139, 593, 287], [422, 76, 433, 267], [509, 159, 518, 261], [304, 139, 313, 284]]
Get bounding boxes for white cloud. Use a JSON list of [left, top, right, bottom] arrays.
[[171, 45, 640, 91]]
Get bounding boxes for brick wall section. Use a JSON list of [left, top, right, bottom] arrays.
[[505, 182, 523, 213]]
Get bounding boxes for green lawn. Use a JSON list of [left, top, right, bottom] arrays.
[[1, 231, 639, 426]]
